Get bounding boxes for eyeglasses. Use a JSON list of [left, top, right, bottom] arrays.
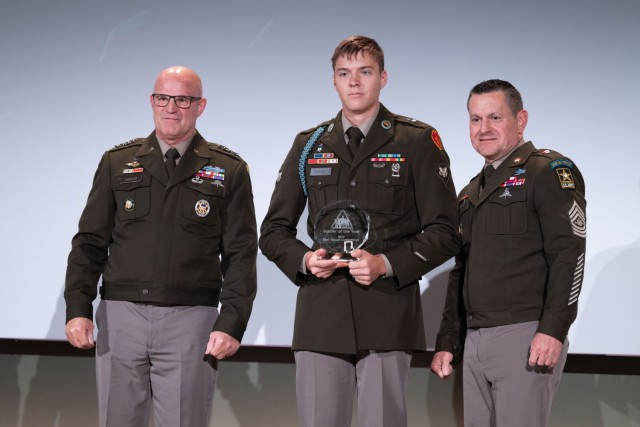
[[152, 94, 202, 109]]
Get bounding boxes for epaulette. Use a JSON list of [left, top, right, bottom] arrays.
[[299, 119, 334, 136], [394, 114, 429, 129], [111, 138, 143, 151], [532, 148, 560, 159], [211, 143, 243, 161]]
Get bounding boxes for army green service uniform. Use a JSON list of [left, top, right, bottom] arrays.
[[260, 104, 459, 426], [435, 141, 587, 427], [65, 131, 257, 426]]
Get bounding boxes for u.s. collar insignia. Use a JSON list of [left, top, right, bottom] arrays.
[[381, 120, 391, 129], [327, 123, 334, 133], [195, 200, 210, 217]]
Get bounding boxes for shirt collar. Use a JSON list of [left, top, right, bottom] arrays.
[[156, 135, 194, 157], [341, 105, 380, 142], [486, 138, 526, 169]]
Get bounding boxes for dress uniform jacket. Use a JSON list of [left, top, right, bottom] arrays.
[[435, 142, 586, 362], [65, 131, 257, 341], [259, 104, 459, 354]]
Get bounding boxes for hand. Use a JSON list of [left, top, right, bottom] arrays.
[[528, 332, 563, 368], [430, 351, 454, 379], [65, 317, 95, 349], [205, 331, 240, 360], [305, 248, 348, 279], [348, 249, 386, 286]]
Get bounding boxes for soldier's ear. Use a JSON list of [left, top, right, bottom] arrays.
[[516, 109, 528, 137]]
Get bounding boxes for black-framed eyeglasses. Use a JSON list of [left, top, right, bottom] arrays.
[[152, 94, 202, 109]]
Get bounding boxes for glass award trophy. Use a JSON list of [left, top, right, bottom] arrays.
[[313, 200, 370, 261]]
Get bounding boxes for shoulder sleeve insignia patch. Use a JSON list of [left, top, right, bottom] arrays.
[[556, 167, 576, 189], [431, 129, 444, 150]]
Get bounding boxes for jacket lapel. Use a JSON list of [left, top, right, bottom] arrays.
[[353, 105, 393, 168], [318, 112, 352, 165], [476, 142, 536, 205], [136, 133, 168, 186], [167, 132, 210, 189]]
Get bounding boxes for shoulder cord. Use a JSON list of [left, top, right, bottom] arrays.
[[298, 126, 326, 197]]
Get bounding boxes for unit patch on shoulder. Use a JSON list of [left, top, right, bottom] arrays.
[[430, 130, 444, 151], [555, 167, 575, 189], [568, 200, 586, 238]]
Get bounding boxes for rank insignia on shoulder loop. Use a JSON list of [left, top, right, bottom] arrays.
[[431, 130, 444, 151], [195, 200, 210, 217], [381, 120, 391, 129], [556, 167, 575, 189]]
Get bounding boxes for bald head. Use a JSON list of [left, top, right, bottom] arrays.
[[151, 65, 207, 145], [154, 66, 203, 97]]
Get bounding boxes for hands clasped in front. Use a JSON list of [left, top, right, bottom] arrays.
[[305, 248, 386, 286]]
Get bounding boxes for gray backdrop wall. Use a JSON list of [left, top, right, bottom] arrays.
[[1, 0, 639, 355]]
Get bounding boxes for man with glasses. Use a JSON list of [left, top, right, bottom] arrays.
[[64, 66, 258, 426]]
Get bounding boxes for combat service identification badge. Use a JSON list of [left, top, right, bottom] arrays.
[[195, 200, 210, 217]]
